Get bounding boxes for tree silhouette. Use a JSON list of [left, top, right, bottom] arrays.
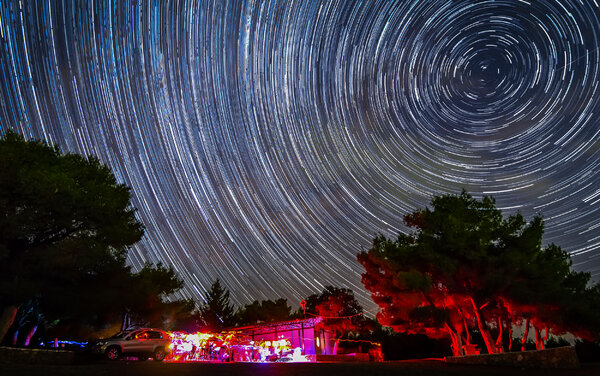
[[358, 191, 600, 355], [236, 298, 292, 326], [0, 131, 143, 342], [198, 279, 235, 331]]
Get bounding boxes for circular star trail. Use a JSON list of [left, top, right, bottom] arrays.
[[1, 0, 599, 311]]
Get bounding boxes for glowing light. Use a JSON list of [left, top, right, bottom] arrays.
[[164, 330, 310, 363]]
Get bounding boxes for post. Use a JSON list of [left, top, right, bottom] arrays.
[[301, 323, 305, 353]]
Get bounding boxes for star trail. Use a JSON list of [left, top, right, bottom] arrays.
[[1, 0, 599, 312]]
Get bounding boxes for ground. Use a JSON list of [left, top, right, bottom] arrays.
[[1, 360, 599, 376]]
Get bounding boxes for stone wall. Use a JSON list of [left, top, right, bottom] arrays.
[[445, 346, 579, 369], [0, 346, 75, 365]]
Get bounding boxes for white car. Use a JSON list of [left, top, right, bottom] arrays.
[[91, 328, 171, 361]]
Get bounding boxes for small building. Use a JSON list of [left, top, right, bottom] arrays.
[[166, 317, 380, 362], [231, 316, 327, 357]]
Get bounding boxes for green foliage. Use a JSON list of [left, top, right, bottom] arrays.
[[358, 190, 600, 354], [0, 131, 143, 307], [133, 263, 184, 301], [121, 263, 186, 328], [0, 131, 188, 342], [236, 298, 292, 326]]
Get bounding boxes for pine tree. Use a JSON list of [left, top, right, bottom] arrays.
[[198, 279, 235, 331], [358, 191, 600, 355]]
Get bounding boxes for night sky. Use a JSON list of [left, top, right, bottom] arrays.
[[1, 0, 599, 313]]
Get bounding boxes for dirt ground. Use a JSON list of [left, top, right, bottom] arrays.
[[1, 359, 599, 376]]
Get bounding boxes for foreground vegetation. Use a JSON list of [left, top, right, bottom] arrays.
[[358, 191, 600, 356], [1, 132, 598, 361], [0, 131, 189, 344]]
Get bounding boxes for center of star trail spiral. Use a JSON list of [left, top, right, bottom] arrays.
[[0, 0, 599, 311]]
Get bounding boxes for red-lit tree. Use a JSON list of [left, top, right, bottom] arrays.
[[358, 234, 475, 356], [305, 286, 365, 355], [358, 191, 600, 355]]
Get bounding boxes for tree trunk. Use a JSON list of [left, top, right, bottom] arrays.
[[535, 327, 545, 350], [24, 325, 37, 346], [0, 305, 18, 344], [521, 318, 530, 351], [463, 316, 471, 346], [498, 299, 512, 352], [455, 329, 463, 357], [456, 330, 465, 356], [469, 298, 496, 354], [332, 336, 342, 355], [445, 323, 457, 356], [496, 317, 504, 353], [121, 309, 131, 331], [426, 293, 465, 356], [457, 307, 471, 348], [444, 323, 464, 356]]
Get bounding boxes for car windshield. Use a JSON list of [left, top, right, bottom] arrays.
[[109, 331, 134, 339]]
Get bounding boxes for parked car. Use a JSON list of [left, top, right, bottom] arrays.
[[90, 328, 171, 361]]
